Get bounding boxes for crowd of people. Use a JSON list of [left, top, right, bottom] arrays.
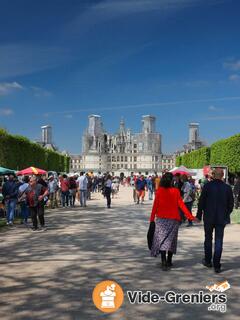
[[148, 169, 234, 274], [0, 172, 120, 231], [0, 168, 238, 274]]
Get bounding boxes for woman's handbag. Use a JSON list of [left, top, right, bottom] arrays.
[[147, 221, 155, 250]]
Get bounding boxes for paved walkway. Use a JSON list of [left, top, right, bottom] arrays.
[[0, 187, 239, 320]]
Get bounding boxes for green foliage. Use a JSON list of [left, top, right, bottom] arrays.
[[176, 134, 240, 173], [210, 134, 240, 172], [176, 156, 182, 167], [176, 147, 210, 169], [0, 128, 70, 172]]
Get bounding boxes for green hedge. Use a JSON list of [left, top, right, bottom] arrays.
[[0, 128, 70, 172], [176, 134, 240, 173], [210, 134, 240, 173], [176, 147, 210, 169]]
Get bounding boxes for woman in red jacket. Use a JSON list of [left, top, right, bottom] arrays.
[[150, 172, 196, 270]]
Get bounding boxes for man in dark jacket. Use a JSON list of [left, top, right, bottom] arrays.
[[2, 174, 19, 226], [197, 169, 234, 273]]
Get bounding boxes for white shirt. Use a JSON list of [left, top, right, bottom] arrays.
[[77, 175, 88, 190]]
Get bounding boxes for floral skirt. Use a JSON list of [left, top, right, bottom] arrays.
[[151, 218, 180, 256]]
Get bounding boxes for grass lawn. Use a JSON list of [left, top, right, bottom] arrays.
[[231, 209, 240, 224], [0, 217, 22, 230]]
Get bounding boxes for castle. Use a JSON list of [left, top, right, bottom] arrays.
[[81, 114, 162, 174], [69, 115, 204, 174]]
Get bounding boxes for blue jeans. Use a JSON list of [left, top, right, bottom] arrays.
[[148, 189, 153, 200], [204, 223, 225, 269], [6, 199, 17, 223], [185, 201, 193, 225], [20, 202, 29, 223], [61, 191, 69, 207], [80, 190, 87, 207]]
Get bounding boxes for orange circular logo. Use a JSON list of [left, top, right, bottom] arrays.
[[92, 280, 124, 313]]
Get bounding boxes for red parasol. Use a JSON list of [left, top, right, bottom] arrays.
[[170, 166, 195, 176], [17, 167, 47, 176]]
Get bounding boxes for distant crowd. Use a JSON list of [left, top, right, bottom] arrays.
[[0, 169, 239, 236], [0, 172, 120, 231]]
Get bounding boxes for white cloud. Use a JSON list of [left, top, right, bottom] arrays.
[[30, 86, 53, 97], [223, 59, 240, 71], [229, 74, 240, 81], [0, 108, 14, 116], [0, 82, 23, 95], [208, 105, 223, 112], [67, 0, 209, 37], [209, 105, 217, 111], [43, 96, 240, 117], [204, 115, 240, 121], [65, 114, 73, 119], [0, 44, 72, 79]]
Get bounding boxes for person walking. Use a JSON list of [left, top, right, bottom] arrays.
[[104, 174, 112, 208], [48, 175, 59, 209], [37, 175, 49, 223], [181, 174, 194, 227], [2, 174, 19, 226], [196, 168, 234, 273], [18, 176, 30, 225], [60, 174, 70, 207], [69, 176, 77, 207], [130, 173, 137, 203], [26, 176, 49, 231], [77, 172, 88, 207], [150, 172, 196, 271], [233, 175, 240, 209], [135, 175, 147, 204], [86, 173, 92, 200], [147, 176, 154, 200]]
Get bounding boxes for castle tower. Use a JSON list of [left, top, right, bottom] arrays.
[[119, 118, 126, 135], [88, 115, 103, 136], [142, 115, 156, 134], [189, 123, 199, 143], [41, 125, 52, 145]]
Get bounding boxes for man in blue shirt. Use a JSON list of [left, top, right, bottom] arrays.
[[2, 174, 19, 226], [135, 175, 147, 204], [146, 176, 154, 200]]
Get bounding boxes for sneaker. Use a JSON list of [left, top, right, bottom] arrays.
[[214, 267, 222, 273], [202, 258, 212, 268], [9, 222, 13, 227], [39, 225, 47, 231], [32, 227, 38, 231], [161, 261, 169, 271]]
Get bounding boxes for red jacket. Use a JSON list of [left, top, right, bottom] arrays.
[[150, 187, 194, 222], [60, 179, 69, 192]]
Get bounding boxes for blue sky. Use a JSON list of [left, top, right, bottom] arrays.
[[0, 0, 240, 154]]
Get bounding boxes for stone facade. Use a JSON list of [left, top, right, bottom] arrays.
[[81, 115, 162, 174], [161, 154, 176, 171], [70, 154, 83, 172]]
